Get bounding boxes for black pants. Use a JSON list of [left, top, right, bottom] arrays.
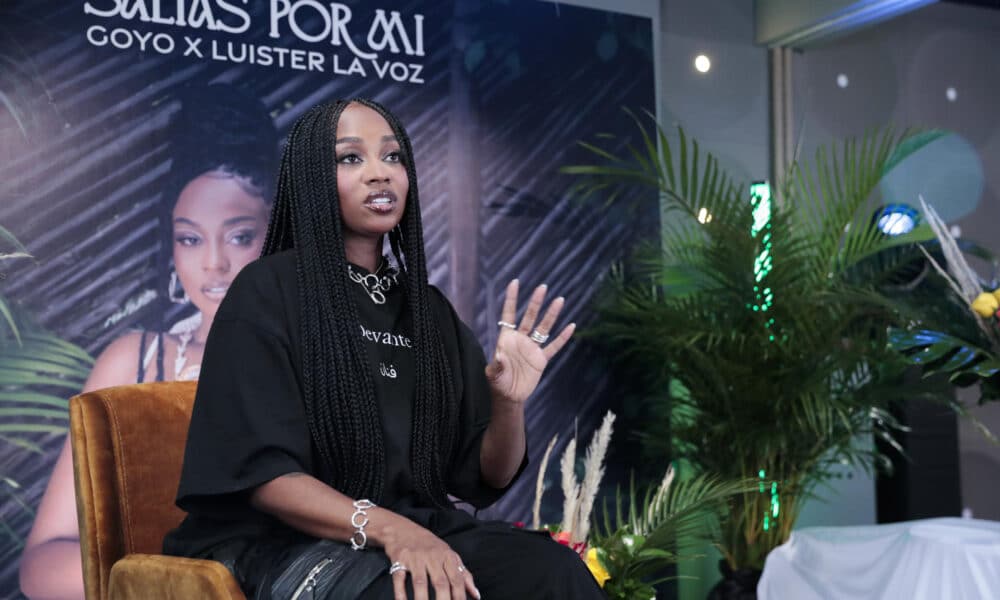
[[229, 518, 607, 599], [358, 523, 606, 599]]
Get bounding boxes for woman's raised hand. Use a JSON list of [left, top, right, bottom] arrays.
[[485, 279, 575, 405], [380, 515, 479, 600]]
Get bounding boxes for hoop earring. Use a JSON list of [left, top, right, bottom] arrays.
[[168, 270, 190, 305]]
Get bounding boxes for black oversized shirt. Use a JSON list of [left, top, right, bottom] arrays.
[[163, 249, 525, 559]]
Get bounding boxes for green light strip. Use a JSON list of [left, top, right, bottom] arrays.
[[759, 468, 781, 531], [749, 182, 774, 316], [754, 183, 781, 532]]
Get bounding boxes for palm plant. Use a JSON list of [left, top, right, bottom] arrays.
[[0, 226, 92, 450], [0, 304, 93, 450], [0, 227, 92, 559], [563, 111, 944, 573]]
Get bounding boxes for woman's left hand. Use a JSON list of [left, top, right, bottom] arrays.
[[485, 279, 575, 405]]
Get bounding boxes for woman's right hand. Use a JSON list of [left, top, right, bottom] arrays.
[[252, 475, 481, 600], [376, 512, 480, 600]]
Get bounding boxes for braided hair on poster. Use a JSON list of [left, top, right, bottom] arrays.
[[262, 99, 459, 506], [153, 83, 278, 377]]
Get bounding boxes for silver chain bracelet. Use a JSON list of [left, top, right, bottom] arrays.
[[350, 499, 376, 550]]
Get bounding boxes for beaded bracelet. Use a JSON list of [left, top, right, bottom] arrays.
[[350, 499, 376, 550]]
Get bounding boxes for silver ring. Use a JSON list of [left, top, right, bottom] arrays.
[[497, 320, 517, 330], [457, 564, 466, 573], [389, 561, 408, 575], [530, 330, 549, 344]]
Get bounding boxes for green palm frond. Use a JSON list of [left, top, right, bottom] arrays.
[[1, 226, 33, 341], [592, 472, 752, 596], [0, 224, 29, 257], [0, 298, 19, 346], [0, 305, 93, 447], [889, 327, 1000, 401], [786, 129, 942, 275], [0, 227, 93, 553], [0, 230, 92, 449]]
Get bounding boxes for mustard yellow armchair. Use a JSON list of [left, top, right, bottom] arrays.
[[70, 381, 245, 600]]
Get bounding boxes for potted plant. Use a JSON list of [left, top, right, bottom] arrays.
[[562, 113, 944, 596]]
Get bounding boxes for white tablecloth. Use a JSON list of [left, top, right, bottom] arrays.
[[758, 517, 1000, 599]]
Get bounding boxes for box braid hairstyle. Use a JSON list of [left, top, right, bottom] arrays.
[[261, 99, 459, 506]]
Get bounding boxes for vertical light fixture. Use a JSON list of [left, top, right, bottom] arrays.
[[750, 182, 776, 341], [753, 182, 780, 531]]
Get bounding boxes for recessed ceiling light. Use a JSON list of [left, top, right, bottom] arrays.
[[946, 87, 958, 102], [694, 54, 711, 73], [837, 73, 849, 88]]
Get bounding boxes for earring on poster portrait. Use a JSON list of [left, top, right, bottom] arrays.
[[168, 270, 190, 304]]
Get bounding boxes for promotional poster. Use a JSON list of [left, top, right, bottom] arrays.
[[0, 1, 655, 596]]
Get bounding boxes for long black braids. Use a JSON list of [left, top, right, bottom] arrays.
[[262, 99, 459, 506]]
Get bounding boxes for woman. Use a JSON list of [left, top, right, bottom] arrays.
[[162, 99, 605, 599], [19, 83, 278, 600]]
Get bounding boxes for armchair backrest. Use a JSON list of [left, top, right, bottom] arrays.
[[70, 381, 197, 599]]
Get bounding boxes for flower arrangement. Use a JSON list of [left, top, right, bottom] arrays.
[[889, 198, 1000, 408], [529, 411, 745, 599]]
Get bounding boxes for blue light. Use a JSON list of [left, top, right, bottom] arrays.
[[876, 203, 919, 236]]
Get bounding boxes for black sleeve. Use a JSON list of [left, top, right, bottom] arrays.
[[175, 279, 311, 518], [431, 289, 529, 509]]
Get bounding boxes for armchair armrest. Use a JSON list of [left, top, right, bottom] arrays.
[[108, 554, 245, 600]]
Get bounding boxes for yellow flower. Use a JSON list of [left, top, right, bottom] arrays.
[[992, 288, 1000, 304], [585, 547, 611, 588], [971, 292, 999, 318]]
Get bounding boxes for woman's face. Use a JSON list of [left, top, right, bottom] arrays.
[[334, 103, 409, 243], [172, 172, 270, 320]]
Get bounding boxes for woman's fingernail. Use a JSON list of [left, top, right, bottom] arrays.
[[475, 587, 482, 599], [540, 283, 547, 289]]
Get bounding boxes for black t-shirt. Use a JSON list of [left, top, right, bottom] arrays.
[[163, 249, 526, 560]]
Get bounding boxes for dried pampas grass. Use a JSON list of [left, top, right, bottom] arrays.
[[574, 411, 616, 542], [559, 437, 580, 535], [531, 411, 617, 541], [532, 434, 559, 530], [919, 197, 1000, 349]]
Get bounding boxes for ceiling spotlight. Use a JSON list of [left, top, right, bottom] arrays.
[[946, 87, 958, 102], [875, 203, 919, 236], [950, 225, 962, 238], [694, 54, 711, 73], [697, 207, 713, 224], [836, 73, 849, 88]]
